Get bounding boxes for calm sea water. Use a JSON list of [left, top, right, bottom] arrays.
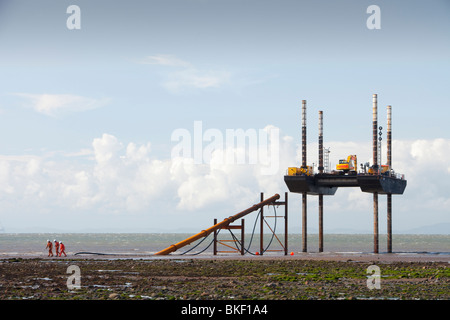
[[0, 233, 449, 257]]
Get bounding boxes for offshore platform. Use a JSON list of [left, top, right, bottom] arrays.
[[284, 94, 407, 253], [156, 94, 406, 255]]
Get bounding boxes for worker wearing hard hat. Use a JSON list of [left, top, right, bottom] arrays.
[[45, 240, 53, 257], [59, 241, 67, 257], [54, 239, 60, 257]]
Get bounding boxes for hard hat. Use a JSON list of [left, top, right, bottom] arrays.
[[54, 239, 57, 242], [60, 241, 62, 243]]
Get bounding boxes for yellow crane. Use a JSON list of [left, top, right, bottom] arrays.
[[336, 155, 357, 174], [287, 166, 314, 176]]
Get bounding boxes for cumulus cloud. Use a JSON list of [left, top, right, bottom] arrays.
[[14, 93, 110, 117], [0, 132, 448, 232], [0, 128, 289, 214], [398, 138, 450, 210]]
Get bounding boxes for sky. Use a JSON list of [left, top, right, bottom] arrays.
[[0, 0, 449, 234]]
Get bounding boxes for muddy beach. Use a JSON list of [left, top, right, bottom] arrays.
[[1, 253, 448, 301]]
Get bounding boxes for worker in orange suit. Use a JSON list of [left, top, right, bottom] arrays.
[[54, 239, 59, 257], [45, 240, 53, 257], [59, 241, 67, 257]]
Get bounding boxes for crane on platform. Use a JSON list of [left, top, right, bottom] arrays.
[[287, 166, 314, 176], [335, 155, 358, 174]]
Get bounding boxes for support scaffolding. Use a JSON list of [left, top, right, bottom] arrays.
[[155, 193, 288, 256], [301, 100, 308, 253], [259, 192, 288, 256], [373, 94, 379, 254], [387, 104, 393, 253], [213, 218, 245, 255], [318, 110, 324, 252]]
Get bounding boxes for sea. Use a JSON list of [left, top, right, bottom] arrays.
[[0, 233, 449, 258]]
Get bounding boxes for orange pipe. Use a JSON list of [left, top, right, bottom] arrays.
[[154, 194, 280, 255]]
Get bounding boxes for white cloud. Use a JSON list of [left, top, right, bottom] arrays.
[[142, 54, 231, 93], [163, 68, 231, 93], [14, 93, 110, 117], [92, 133, 123, 164], [0, 133, 448, 232], [396, 138, 450, 210], [0, 128, 288, 214], [140, 54, 192, 68]]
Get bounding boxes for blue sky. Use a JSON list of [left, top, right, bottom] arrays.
[[0, 0, 449, 236]]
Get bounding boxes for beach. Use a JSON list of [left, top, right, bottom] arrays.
[[1, 252, 448, 302], [1, 233, 448, 303]]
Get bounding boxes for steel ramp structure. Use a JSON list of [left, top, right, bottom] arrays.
[[155, 194, 281, 255]]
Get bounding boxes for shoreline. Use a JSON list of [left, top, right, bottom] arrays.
[[2, 251, 449, 263]]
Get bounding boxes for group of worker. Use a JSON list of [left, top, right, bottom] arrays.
[[45, 239, 67, 257]]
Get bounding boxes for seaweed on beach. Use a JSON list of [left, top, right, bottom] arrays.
[[0, 258, 448, 300]]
